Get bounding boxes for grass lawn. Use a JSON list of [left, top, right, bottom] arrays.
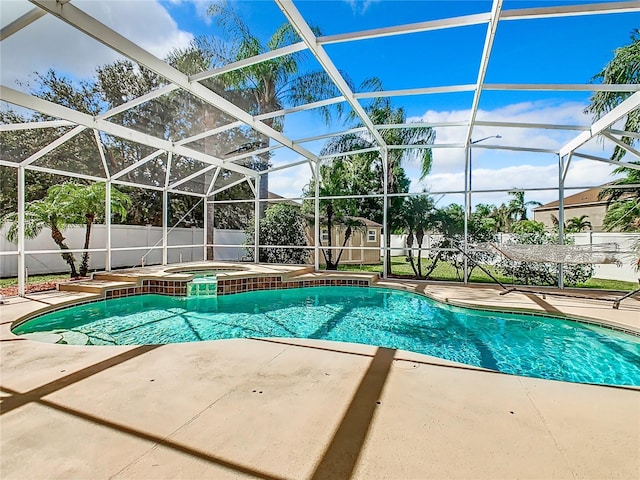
[[0, 273, 71, 288], [330, 257, 639, 291]]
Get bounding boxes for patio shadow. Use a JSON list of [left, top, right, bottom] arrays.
[[0, 345, 160, 415], [311, 346, 396, 480]]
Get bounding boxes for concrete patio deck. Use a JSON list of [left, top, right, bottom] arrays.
[[1, 264, 639, 479]]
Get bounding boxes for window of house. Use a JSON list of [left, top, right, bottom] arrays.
[[321, 229, 329, 241], [367, 229, 376, 242]]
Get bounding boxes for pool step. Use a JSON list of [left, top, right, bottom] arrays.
[[58, 279, 137, 294], [92, 271, 193, 283], [279, 266, 316, 279], [91, 272, 141, 283]]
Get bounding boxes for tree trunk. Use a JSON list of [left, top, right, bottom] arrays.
[[382, 188, 392, 277], [422, 250, 443, 279], [385, 229, 392, 277], [416, 227, 424, 278], [50, 225, 78, 278], [334, 225, 352, 267], [257, 120, 273, 221], [325, 203, 336, 269], [258, 159, 269, 220], [406, 231, 418, 277], [79, 214, 94, 277], [318, 238, 330, 266]]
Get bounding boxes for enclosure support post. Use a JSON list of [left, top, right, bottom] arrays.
[[382, 147, 389, 280], [254, 175, 260, 263], [314, 159, 320, 271], [558, 153, 566, 289], [162, 189, 168, 265], [105, 180, 112, 271], [463, 143, 471, 284], [202, 194, 208, 261], [17, 165, 25, 297]]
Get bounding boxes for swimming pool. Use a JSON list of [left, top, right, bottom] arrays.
[[12, 286, 640, 386]]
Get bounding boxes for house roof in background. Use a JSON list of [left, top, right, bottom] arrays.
[[534, 186, 607, 210], [267, 192, 302, 207]]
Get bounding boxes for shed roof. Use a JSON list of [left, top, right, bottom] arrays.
[[352, 217, 383, 228]]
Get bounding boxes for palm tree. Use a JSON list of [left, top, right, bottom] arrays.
[[333, 216, 365, 268], [2, 192, 79, 277], [489, 203, 512, 232], [1, 182, 132, 278], [308, 158, 365, 270], [473, 203, 499, 233], [600, 162, 640, 201], [201, 3, 347, 218], [321, 101, 435, 275], [401, 194, 436, 278], [565, 215, 592, 233], [597, 162, 640, 232], [585, 29, 639, 162], [474, 203, 493, 218], [507, 191, 542, 222], [52, 183, 131, 277], [602, 199, 640, 232]]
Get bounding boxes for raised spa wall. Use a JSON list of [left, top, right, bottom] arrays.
[[104, 275, 371, 299]]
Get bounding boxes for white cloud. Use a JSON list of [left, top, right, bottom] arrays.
[[1, 0, 193, 88], [403, 100, 625, 192], [412, 158, 619, 210], [87, 1, 193, 59], [167, 0, 216, 26], [407, 100, 597, 175], [268, 162, 313, 199], [269, 101, 623, 206], [344, 0, 380, 15]]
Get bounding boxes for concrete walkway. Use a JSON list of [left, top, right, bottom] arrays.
[[1, 266, 639, 479]]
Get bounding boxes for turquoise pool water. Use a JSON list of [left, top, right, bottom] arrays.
[[13, 286, 640, 386]]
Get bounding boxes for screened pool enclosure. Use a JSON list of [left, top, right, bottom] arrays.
[[1, 0, 639, 296]]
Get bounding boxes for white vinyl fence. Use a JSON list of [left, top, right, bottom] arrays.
[[0, 225, 254, 277], [211, 229, 247, 261], [0, 224, 205, 277], [572, 232, 640, 283]]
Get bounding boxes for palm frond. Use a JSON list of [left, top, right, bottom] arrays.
[[320, 133, 373, 156], [599, 161, 640, 202], [208, 2, 254, 46], [286, 71, 345, 123], [586, 29, 640, 161], [267, 23, 302, 51]]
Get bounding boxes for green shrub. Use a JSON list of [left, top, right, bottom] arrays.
[[245, 204, 310, 264]]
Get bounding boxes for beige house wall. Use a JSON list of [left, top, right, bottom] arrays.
[[533, 204, 607, 232], [307, 226, 382, 265]]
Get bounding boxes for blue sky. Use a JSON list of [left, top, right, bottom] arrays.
[[162, 0, 638, 207], [163, 0, 638, 114], [2, 0, 638, 209]]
